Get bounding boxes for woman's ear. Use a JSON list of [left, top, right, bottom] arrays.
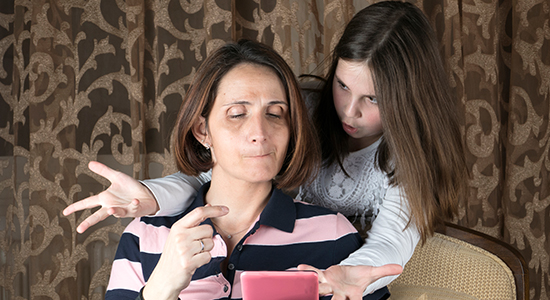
[[192, 116, 209, 147]]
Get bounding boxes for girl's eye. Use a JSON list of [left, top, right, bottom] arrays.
[[368, 97, 378, 104], [337, 80, 348, 90]]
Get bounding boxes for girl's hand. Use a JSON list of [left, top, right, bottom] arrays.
[[63, 161, 160, 233], [143, 205, 229, 300], [297, 264, 403, 300]]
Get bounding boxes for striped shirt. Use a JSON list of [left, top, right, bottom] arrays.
[[106, 183, 388, 300]]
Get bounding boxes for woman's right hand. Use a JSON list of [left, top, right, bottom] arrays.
[[143, 205, 229, 300], [63, 161, 160, 233]]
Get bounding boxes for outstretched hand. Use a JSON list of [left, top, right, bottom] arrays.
[[63, 161, 160, 233], [297, 263, 403, 300]]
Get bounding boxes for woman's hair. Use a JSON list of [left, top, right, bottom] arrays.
[[315, 1, 468, 241], [173, 39, 320, 191]]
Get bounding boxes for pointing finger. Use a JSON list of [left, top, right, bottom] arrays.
[[176, 205, 229, 229]]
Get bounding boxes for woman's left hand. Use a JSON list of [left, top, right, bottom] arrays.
[[297, 264, 403, 300]]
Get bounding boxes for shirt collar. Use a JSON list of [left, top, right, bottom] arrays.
[[185, 182, 296, 233]]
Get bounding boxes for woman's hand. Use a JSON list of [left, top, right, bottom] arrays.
[[63, 161, 160, 233], [298, 264, 403, 300], [143, 205, 229, 300]]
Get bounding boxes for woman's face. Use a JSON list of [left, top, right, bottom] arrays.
[[204, 63, 290, 185], [332, 59, 383, 151]]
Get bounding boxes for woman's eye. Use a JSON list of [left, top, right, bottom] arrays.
[[228, 106, 246, 119], [267, 106, 287, 119], [368, 97, 378, 104]]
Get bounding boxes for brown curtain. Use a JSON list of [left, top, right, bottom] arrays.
[[0, 0, 548, 299]]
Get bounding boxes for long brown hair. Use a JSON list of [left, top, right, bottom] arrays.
[[173, 39, 320, 191], [315, 1, 468, 242]]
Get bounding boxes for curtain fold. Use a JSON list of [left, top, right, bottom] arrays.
[[0, 0, 548, 299]]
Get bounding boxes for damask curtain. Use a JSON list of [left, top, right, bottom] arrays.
[[0, 0, 548, 299]]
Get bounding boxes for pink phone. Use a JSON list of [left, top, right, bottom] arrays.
[[240, 270, 319, 300]]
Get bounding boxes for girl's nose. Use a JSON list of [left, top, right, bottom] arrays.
[[345, 98, 361, 118]]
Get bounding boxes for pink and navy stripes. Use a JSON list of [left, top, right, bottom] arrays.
[[106, 183, 377, 300]]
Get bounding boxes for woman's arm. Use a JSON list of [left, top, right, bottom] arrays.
[[105, 218, 147, 300], [340, 185, 420, 295], [105, 205, 227, 300], [142, 205, 226, 300]]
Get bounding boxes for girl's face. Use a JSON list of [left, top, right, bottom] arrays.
[[332, 59, 383, 151], [203, 63, 290, 185]]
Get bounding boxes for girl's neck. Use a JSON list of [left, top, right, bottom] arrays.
[[348, 133, 382, 152]]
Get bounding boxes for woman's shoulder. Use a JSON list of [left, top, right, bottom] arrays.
[[293, 199, 340, 217], [292, 199, 359, 238], [131, 214, 183, 234]]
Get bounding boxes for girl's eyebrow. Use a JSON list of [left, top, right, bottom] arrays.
[[334, 75, 376, 99]]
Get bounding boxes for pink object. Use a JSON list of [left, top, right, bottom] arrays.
[[240, 271, 319, 300]]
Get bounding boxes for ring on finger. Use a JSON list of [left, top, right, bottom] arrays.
[[199, 239, 205, 252]]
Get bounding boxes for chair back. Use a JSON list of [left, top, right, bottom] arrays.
[[388, 223, 529, 300]]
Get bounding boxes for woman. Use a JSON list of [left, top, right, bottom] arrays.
[[104, 40, 398, 300]]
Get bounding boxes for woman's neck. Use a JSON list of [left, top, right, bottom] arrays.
[[205, 175, 272, 261], [205, 175, 272, 231]]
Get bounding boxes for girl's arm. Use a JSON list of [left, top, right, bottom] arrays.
[[142, 171, 211, 216], [63, 161, 210, 233], [340, 185, 420, 295]]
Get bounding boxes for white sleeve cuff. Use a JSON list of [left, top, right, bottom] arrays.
[[140, 171, 210, 217]]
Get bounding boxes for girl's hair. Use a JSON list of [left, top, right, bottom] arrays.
[[173, 39, 320, 191], [315, 1, 468, 242]]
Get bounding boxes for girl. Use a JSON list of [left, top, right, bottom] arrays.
[[66, 1, 468, 298]]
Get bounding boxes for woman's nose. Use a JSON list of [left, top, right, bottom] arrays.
[[248, 115, 267, 143]]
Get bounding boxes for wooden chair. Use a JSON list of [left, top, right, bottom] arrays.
[[388, 222, 529, 300]]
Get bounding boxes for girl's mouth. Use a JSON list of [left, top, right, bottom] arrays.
[[342, 122, 358, 134]]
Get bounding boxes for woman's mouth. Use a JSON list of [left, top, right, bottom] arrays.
[[342, 122, 358, 135]]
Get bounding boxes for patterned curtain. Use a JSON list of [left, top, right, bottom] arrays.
[[0, 0, 548, 299]]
